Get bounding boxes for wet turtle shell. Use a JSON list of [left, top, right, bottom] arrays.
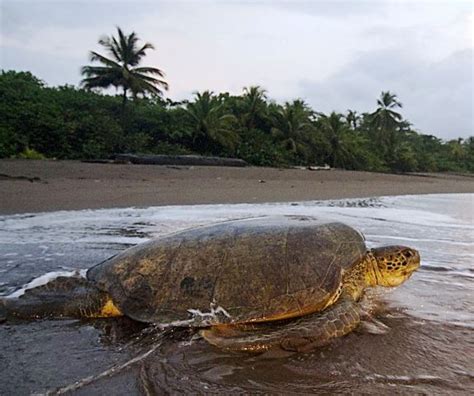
[[87, 216, 366, 325]]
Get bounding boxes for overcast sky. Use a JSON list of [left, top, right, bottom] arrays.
[[1, 0, 472, 139]]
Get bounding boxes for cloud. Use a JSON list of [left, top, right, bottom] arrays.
[[1, 1, 156, 32], [297, 48, 473, 139], [267, 0, 386, 18]]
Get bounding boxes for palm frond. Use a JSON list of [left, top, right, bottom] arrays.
[[136, 81, 162, 96], [81, 74, 120, 89], [98, 36, 121, 63], [131, 72, 169, 90], [133, 66, 166, 78], [80, 65, 119, 77], [131, 43, 155, 66], [89, 51, 122, 69], [130, 78, 166, 97]]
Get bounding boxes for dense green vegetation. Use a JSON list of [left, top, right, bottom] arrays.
[[0, 69, 472, 172]]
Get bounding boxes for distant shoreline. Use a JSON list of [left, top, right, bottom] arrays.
[[1, 159, 473, 215]]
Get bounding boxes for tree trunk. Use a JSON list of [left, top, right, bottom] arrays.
[[121, 87, 128, 132], [122, 87, 128, 110]]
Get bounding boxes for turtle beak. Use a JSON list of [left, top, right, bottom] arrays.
[[406, 249, 421, 274]]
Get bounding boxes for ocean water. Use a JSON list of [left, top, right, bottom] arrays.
[[0, 194, 472, 395]]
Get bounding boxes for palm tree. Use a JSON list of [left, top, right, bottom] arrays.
[[368, 91, 403, 155], [346, 110, 360, 130], [240, 86, 267, 129], [319, 112, 355, 168], [185, 91, 239, 154], [447, 138, 466, 162], [270, 100, 315, 156], [81, 27, 168, 108], [463, 137, 474, 172]]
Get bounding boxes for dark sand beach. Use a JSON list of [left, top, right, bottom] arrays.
[[1, 159, 473, 214]]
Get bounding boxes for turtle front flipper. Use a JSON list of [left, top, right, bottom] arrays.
[[201, 295, 362, 353], [0, 276, 122, 321], [279, 296, 362, 352]]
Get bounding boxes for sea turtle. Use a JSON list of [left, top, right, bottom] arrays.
[[0, 216, 420, 353]]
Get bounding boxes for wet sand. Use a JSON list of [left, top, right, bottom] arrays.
[[2, 314, 472, 395], [1, 159, 473, 214]]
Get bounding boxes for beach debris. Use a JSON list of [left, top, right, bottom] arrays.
[[113, 154, 248, 167], [0, 173, 44, 183], [81, 159, 115, 164], [292, 164, 331, 171], [307, 164, 331, 171]]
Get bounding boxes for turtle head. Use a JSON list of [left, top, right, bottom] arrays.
[[369, 246, 420, 287]]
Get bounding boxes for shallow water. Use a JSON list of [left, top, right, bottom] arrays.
[[0, 194, 473, 395]]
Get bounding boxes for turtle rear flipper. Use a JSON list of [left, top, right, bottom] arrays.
[[0, 276, 122, 321]]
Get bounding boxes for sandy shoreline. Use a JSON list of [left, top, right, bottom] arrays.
[[1, 159, 473, 215]]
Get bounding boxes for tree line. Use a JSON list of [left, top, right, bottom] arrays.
[[0, 27, 472, 173]]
